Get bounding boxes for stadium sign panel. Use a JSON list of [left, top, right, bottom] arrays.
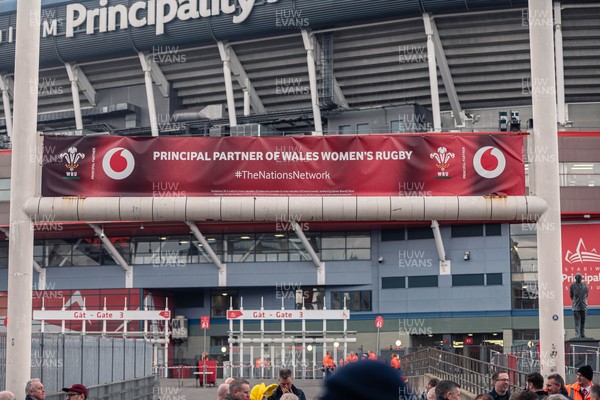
[[561, 223, 600, 307], [33, 309, 171, 320], [226, 309, 350, 320], [41, 134, 525, 197], [64, 0, 275, 37]]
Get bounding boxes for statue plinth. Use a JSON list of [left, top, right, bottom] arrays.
[[567, 338, 600, 368]]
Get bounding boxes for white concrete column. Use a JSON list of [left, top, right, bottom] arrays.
[[554, 3, 566, 126], [423, 14, 442, 132], [65, 63, 83, 131], [138, 52, 160, 136], [529, 0, 565, 377], [217, 42, 238, 128], [6, 0, 40, 394], [301, 30, 323, 135]]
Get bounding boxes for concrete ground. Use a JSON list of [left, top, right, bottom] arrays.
[[158, 378, 325, 400]]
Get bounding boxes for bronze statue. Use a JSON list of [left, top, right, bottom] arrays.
[[570, 273, 589, 339]]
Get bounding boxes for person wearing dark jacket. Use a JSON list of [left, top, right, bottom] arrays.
[[527, 372, 548, 400], [25, 379, 45, 400], [267, 369, 307, 400], [490, 372, 511, 400], [321, 360, 408, 400], [547, 374, 572, 400]]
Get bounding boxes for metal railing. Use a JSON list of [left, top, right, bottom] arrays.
[[0, 333, 153, 394], [45, 375, 157, 400], [402, 348, 529, 395]]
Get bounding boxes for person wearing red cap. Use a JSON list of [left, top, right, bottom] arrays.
[[61, 384, 87, 400]]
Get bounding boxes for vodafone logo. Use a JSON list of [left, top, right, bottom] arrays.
[[102, 148, 135, 180], [473, 146, 506, 179]]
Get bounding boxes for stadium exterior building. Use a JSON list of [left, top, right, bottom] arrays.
[[0, 0, 599, 370]]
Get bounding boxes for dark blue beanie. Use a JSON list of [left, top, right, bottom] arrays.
[[322, 360, 406, 400]]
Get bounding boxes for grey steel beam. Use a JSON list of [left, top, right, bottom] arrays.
[[220, 41, 266, 115], [291, 221, 325, 285], [65, 63, 97, 106], [88, 223, 133, 288], [138, 52, 160, 136], [428, 15, 464, 127], [186, 221, 227, 287]]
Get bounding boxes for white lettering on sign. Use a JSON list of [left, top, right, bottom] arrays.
[[0, 0, 280, 44], [227, 309, 350, 320], [33, 309, 171, 320], [64, 0, 278, 38]]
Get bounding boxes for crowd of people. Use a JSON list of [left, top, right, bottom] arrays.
[[8, 359, 595, 400], [1, 378, 87, 400], [218, 361, 405, 400], [215, 362, 597, 400]]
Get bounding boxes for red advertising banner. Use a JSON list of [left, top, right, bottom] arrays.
[[562, 224, 600, 307], [41, 134, 525, 197]]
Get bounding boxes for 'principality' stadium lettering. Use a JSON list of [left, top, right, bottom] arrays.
[[60, 0, 279, 37]]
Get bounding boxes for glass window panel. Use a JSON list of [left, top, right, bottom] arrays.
[[331, 292, 342, 309], [338, 125, 352, 134], [360, 291, 371, 311], [408, 275, 438, 288], [322, 234, 345, 249], [357, 123, 370, 134], [346, 233, 370, 248], [451, 224, 484, 238], [485, 224, 502, 236], [347, 249, 370, 260], [322, 249, 345, 261], [510, 224, 537, 235], [212, 291, 239, 317], [382, 277, 405, 289], [513, 247, 537, 260], [563, 174, 600, 187], [391, 120, 401, 133], [407, 227, 434, 240], [487, 273, 503, 285], [563, 162, 600, 174], [452, 274, 485, 287], [0, 179, 10, 190], [45, 240, 73, 267], [0, 242, 7, 268], [382, 229, 405, 241]]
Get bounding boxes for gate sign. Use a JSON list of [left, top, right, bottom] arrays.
[[200, 315, 210, 330], [375, 315, 384, 329], [226, 309, 350, 320], [41, 134, 525, 197], [33, 310, 171, 321]]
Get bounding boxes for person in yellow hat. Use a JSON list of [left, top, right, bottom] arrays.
[[250, 383, 279, 400]]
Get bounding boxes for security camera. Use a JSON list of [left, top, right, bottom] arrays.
[[378, 256, 384, 264], [464, 251, 470, 261], [100, 233, 105, 239]]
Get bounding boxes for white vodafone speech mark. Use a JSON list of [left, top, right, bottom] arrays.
[[473, 146, 506, 179], [102, 148, 135, 180]]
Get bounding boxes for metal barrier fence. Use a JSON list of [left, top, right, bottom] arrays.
[[0, 333, 153, 395], [45, 375, 157, 400], [402, 347, 529, 395]]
